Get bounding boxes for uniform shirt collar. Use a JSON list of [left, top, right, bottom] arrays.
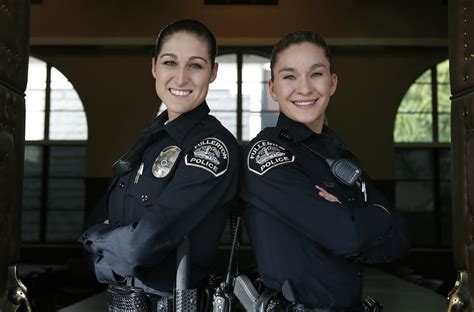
[[276, 113, 316, 142], [143, 102, 210, 144], [276, 113, 343, 146]]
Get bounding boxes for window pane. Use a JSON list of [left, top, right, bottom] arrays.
[[214, 54, 237, 83], [438, 113, 451, 143], [439, 149, 451, 181], [394, 113, 432, 142], [25, 89, 45, 112], [49, 111, 88, 140], [398, 83, 432, 113], [27, 57, 47, 89], [49, 146, 87, 177], [436, 59, 450, 83], [242, 54, 273, 112], [24, 145, 43, 177], [47, 178, 85, 241], [48, 178, 85, 211], [46, 211, 84, 241], [209, 54, 237, 114], [25, 111, 45, 140], [395, 149, 433, 179], [25, 57, 47, 141], [242, 82, 278, 112], [21, 178, 42, 241], [211, 111, 237, 138], [415, 68, 432, 83], [22, 211, 40, 242], [242, 54, 270, 83], [51, 82, 85, 112], [437, 83, 451, 113], [207, 86, 237, 111], [395, 181, 434, 212], [242, 111, 279, 141]]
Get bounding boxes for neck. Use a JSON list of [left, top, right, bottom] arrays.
[[304, 117, 324, 134]]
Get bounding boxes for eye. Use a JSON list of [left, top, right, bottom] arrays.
[[311, 72, 322, 78], [162, 60, 176, 66], [189, 63, 204, 69], [283, 75, 296, 80]]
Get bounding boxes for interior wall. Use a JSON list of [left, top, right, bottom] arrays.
[[29, 0, 449, 180], [30, 0, 447, 41]]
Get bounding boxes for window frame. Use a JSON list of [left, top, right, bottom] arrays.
[[23, 55, 88, 243]]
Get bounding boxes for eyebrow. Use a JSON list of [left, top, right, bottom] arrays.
[[278, 63, 326, 73], [159, 53, 208, 64]]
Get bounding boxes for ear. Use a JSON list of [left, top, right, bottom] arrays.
[[209, 63, 219, 83], [151, 58, 157, 79], [268, 79, 278, 101], [330, 73, 338, 96]]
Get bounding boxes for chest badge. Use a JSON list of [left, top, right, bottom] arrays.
[[152, 145, 181, 178]]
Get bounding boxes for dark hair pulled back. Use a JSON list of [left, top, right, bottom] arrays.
[[270, 31, 331, 80], [154, 19, 218, 67]]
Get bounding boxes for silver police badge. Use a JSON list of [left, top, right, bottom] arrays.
[[152, 146, 181, 178]]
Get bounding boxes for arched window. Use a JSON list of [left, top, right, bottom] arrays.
[[393, 59, 451, 247], [22, 56, 88, 242]]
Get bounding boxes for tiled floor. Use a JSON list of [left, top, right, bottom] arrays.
[[60, 268, 447, 312]]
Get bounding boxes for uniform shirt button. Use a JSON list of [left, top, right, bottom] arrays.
[[378, 235, 383, 240], [358, 271, 363, 276], [348, 197, 354, 202], [119, 182, 125, 188], [141, 194, 148, 202]]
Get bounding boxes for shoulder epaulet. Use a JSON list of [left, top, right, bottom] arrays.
[[247, 139, 295, 175]]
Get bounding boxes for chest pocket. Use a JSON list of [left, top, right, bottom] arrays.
[[126, 155, 182, 222]]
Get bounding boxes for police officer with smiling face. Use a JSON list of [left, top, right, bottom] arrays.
[[78, 19, 239, 309], [240, 32, 409, 311]]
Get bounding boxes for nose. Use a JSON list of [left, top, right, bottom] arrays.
[[174, 66, 188, 85], [296, 77, 311, 95]]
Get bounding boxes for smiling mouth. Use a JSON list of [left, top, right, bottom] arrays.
[[170, 88, 192, 96], [292, 99, 317, 107]]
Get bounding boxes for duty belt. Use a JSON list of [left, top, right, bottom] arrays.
[[106, 284, 173, 312]]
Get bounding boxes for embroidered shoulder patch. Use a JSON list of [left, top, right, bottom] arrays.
[[185, 137, 229, 177], [247, 140, 295, 175]]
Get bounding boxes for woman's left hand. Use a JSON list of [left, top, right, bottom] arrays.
[[315, 185, 341, 204]]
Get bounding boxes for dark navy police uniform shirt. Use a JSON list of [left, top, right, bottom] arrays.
[[241, 113, 409, 309], [79, 103, 239, 294]]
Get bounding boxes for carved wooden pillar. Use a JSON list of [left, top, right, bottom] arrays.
[[448, 0, 474, 311], [0, 0, 30, 310]]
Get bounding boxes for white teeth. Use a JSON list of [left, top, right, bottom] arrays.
[[170, 89, 191, 96], [293, 100, 315, 106]]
